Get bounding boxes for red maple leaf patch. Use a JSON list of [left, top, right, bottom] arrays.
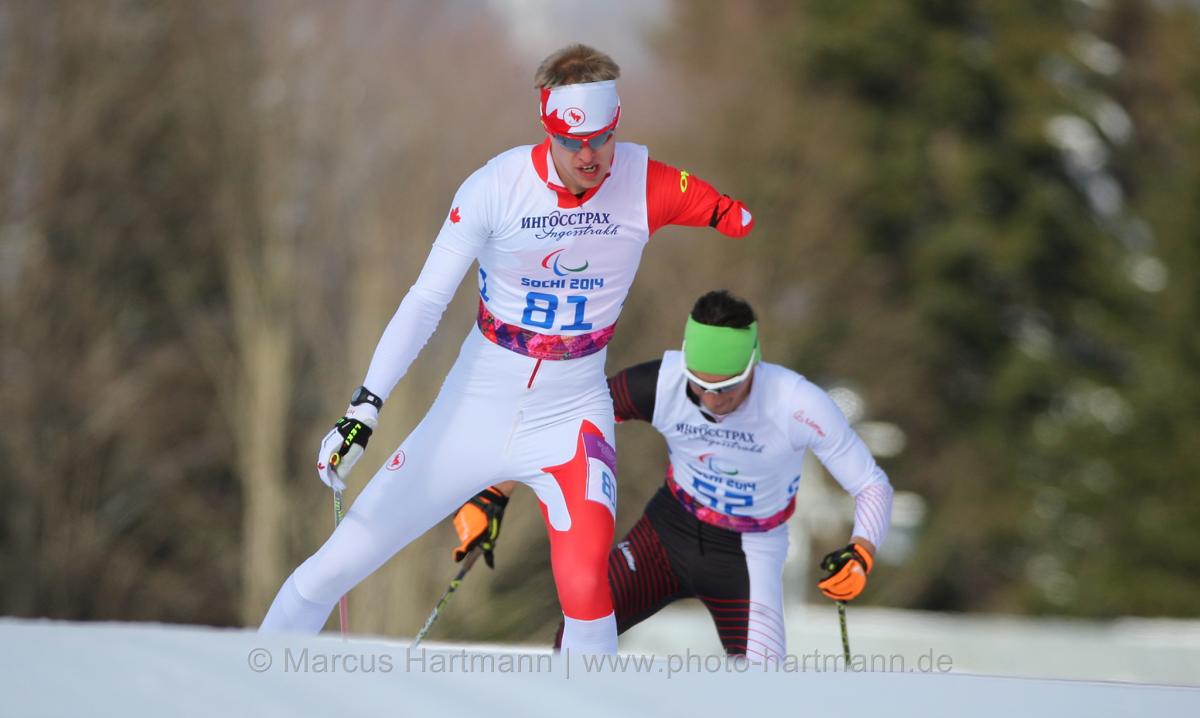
[[449, 207, 461, 224]]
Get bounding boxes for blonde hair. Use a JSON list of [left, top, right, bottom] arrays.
[[534, 44, 620, 89]]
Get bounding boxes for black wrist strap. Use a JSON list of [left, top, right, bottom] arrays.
[[350, 385, 383, 410]]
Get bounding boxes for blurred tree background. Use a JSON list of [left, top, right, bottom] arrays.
[[1, 0, 1197, 645]]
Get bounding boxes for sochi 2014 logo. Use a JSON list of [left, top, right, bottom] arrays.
[[541, 248, 590, 276], [697, 452, 739, 475]]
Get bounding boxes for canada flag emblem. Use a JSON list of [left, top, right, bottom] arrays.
[[449, 207, 461, 224], [564, 107, 586, 127]]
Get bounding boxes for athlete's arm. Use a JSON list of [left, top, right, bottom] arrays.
[[789, 381, 894, 552], [360, 166, 495, 401], [645, 159, 754, 238], [314, 167, 494, 488], [607, 359, 662, 422]]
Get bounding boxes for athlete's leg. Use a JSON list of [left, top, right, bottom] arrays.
[[739, 527, 789, 661], [261, 346, 516, 633], [261, 418, 505, 631], [553, 503, 690, 649], [693, 524, 789, 660], [610, 509, 692, 634], [522, 419, 619, 653]]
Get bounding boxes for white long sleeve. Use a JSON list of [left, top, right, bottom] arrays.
[[788, 380, 894, 548], [361, 242, 476, 402], [359, 163, 496, 401], [851, 480, 894, 549]]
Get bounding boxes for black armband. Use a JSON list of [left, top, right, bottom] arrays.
[[708, 195, 733, 228], [350, 385, 383, 410]]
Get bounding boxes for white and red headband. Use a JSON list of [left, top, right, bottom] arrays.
[[539, 80, 621, 135]]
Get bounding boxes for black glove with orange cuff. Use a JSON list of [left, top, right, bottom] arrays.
[[817, 542, 874, 601], [452, 486, 509, 569]]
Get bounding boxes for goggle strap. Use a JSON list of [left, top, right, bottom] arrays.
[[681, 343, 757, 392]]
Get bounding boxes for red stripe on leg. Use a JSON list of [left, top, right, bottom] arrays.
[[539, 421, 616, 620]]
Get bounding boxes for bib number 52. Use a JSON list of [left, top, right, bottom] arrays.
[[692, 477, 754, 515]]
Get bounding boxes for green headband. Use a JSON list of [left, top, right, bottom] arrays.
[[683, 317, 760, 374]]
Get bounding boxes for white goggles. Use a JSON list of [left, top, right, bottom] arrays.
[[680, 342, 757, 395]]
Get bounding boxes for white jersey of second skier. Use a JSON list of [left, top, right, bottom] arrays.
[[651, 350, 888, 533]]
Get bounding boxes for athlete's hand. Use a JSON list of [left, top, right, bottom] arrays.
[[316, 404, 379, 491], [817, 542, 874, 601], [452, 486, 510, 569]]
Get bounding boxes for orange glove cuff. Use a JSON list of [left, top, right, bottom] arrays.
[[451, 487, 508, 566], [453, 503, 488, 560]]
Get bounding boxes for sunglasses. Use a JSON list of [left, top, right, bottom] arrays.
[[681, 343, 758, 395], [551, 127, 615, 153]]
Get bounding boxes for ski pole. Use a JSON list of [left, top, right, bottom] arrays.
[[837, 600, 851, 668], [411, 548, 482, 648], [333, 487, 349, 639]]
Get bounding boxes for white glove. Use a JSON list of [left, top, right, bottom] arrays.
[[316, 402, 379, 491]]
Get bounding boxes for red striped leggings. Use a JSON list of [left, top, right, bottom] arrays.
[[559, 484, 790, 659]]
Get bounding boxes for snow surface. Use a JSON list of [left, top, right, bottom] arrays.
[[622, 602, 1200, 685], [1, 618, 1197, 717]]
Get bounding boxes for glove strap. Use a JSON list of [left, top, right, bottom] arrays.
[[471, 486, 510, 510], [822, 543, 873, 576], [851, 544, 874, 573]]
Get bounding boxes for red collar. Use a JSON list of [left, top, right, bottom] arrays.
[[531, 138, 611, 209]]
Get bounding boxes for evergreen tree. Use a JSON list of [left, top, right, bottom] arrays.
[[661, 0, 1200, 615]]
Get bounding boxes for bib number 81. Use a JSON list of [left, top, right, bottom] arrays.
[[522, 291, 592, 331]]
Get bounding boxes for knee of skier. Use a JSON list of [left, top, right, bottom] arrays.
[[293, 554, 362, 606], [556, 568, 613, 620]]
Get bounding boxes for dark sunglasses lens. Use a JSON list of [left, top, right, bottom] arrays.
[[689, 378, 741, 395], [555, 135, 584, 152], [556, 130, 613, 152]]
